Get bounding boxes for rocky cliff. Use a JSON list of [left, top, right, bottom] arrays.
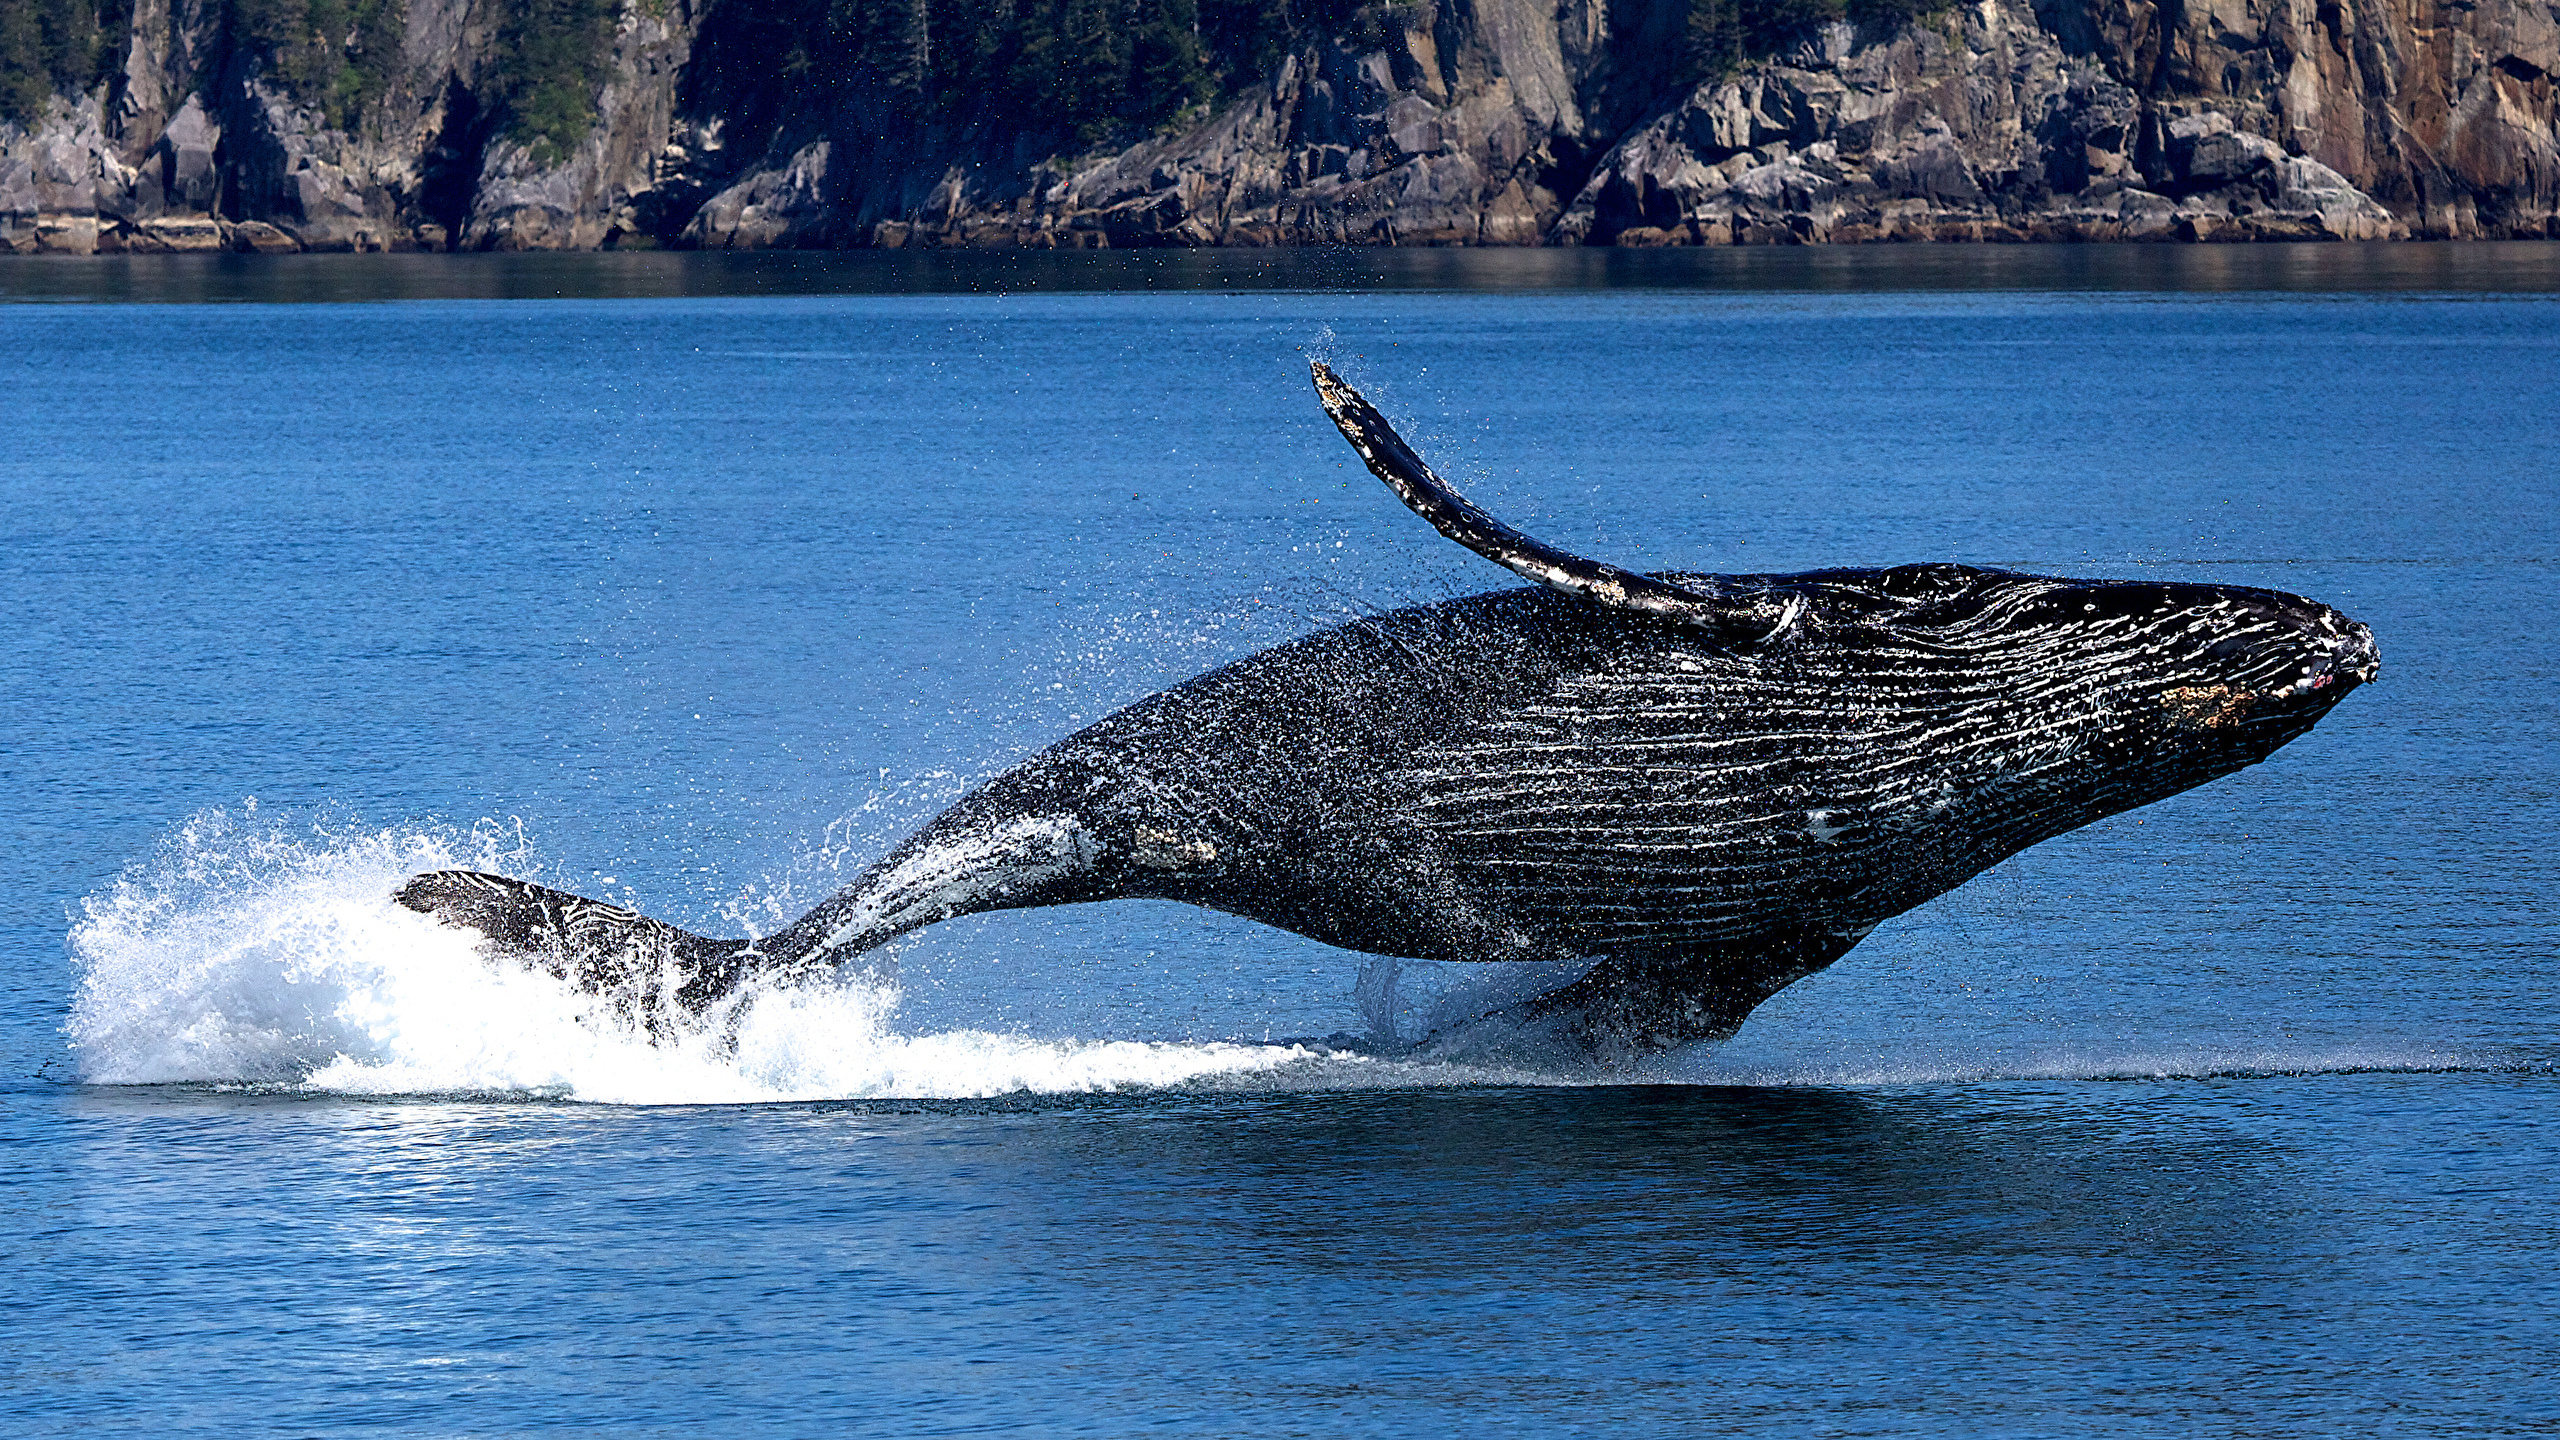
[[5, 0, 2554, 252], [1, 0, 694, 252]]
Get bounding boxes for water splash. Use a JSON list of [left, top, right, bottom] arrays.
[[64, 810, 1335, 1105]]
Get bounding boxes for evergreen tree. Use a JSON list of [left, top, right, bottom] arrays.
[[680, 0, 1955, 163], [0, 0, 112, 125], [488, 0, 622, 161], [221, 0, 406, 128]]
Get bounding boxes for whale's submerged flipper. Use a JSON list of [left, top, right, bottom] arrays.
[[395, 870, 755, 1033]]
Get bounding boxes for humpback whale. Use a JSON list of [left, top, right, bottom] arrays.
[[398, 362, 2377, 1052]]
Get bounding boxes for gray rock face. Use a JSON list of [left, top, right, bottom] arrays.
[[2, 98, 145, 252], [466, 3, 698, 249], [1548, 14, 2410, 243], [0, 0, 2550, 250], [0, 0, 697, 252], [126, 215, 224, 251], [681, 140, 839, 249], [2034, 0, 2560, 237], [679, 0, 2544, 245], [220, 81, 405, 251], [669, 0, 1649, 250], [159, 98, 221, 215]]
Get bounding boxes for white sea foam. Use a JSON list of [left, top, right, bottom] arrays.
[[65, 811, 1340, 1105], [66, 810, 2494, 1105]]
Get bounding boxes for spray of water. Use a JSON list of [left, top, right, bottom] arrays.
[[63, 809, 1355, 1104]]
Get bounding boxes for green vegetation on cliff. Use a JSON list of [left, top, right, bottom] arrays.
[[233, 0, 616, 159], [487, 0, 623, 163], [229, 0, 404, 127], [1683, 0, 1954, 78], [2, 0, 1964, 160], [0, 0, 126, 125], [0, 0, 410, 133], [688, 0, 1382, 150], [684, 0, 1955, 156]]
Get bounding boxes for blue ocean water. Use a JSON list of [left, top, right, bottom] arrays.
[[4, 248, 2558, 1434]]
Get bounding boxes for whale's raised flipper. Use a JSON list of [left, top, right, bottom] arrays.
[[395, 870, 756, 1033], [1309, 360, 1800, 646]]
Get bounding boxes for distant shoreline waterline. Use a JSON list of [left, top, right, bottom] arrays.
[[7, 241, 2560, 304]]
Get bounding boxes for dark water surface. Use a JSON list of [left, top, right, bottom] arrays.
[[4, 250, 2556, 1434], [6, 240, 2560, 304]]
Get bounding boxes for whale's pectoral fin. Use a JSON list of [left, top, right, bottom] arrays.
[[1501, 927, 1870, 1056], [1308, 360, 1799, 646], [394, 870, 755, 1033]]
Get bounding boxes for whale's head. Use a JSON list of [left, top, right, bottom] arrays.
[[1799, 562, 2377, 806]]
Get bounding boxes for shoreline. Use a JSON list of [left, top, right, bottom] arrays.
[[7, 241, 2560, 303]]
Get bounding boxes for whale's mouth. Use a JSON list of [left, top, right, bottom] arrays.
[[2270, 619, 2381, 701], [2202, 594, 2377, 698], [2167, 606, 2375, 734]]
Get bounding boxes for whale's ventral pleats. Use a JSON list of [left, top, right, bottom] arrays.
[[396, 365, 2378, 1058]]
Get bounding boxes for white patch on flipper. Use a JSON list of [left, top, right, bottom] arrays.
[[812, 814, 1096, 960]]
